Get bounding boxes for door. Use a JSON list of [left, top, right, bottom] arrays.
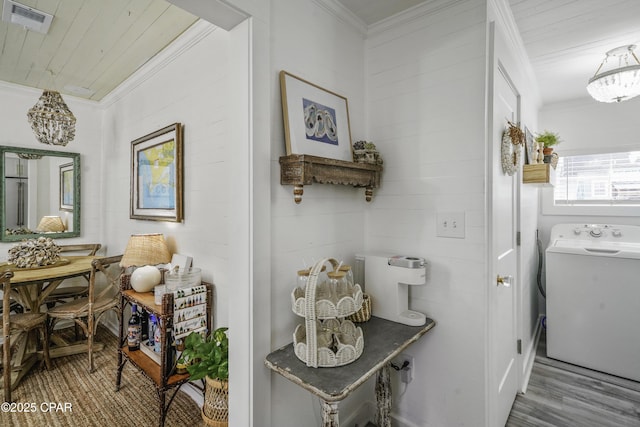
[[489, 60, 520, 426]]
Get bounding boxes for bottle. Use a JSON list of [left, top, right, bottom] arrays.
[[154, 318, 162, 353], [127, 304, 141, 351], [141, 310, 149, 343], [148, 314, 156, 347]]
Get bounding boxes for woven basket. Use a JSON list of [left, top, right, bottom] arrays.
[[202, 377, 228, 427], [347, 293, 371, 323], [291, 283, 363, 319], [293, 258, 364, 368]]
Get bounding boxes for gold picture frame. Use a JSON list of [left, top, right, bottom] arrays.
[[280, 71, 353, 161], [130, 123, 183, 222]]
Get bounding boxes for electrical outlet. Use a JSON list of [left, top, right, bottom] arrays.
[[436, 212, 465, 238], [397, 353, 414, 384]]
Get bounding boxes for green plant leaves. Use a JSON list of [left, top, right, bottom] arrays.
[[179, 327, 229, 381]]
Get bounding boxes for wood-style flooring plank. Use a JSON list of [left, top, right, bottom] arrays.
[[506, 332, 640, 427]]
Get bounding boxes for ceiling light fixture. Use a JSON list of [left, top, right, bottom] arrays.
[[27, 90, 76, 146], [587, 45, 640, 103]]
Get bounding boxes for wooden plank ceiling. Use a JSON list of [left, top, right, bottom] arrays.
[[2, 0, 639, 105], [509, 0, 640, 104], [0, 0, 198, 100]]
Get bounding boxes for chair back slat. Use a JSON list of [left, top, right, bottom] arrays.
[[90, 255, 124, 303], [58, 244, 102, 256]]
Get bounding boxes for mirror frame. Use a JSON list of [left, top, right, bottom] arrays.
[[0, 146, 81, 242]]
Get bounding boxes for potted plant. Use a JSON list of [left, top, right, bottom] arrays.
[[535, 130, 561, 155], [353, 140, 383, 165], [179, 327, 229, 426]]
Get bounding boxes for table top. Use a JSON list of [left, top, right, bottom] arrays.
[[0, 256, 98, 286], [264, 316, 435, 402]]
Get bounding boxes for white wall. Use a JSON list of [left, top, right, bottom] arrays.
[[0, 82, 103, 254], [100, 22, 232, 329], [364, 2, 489, 425], [269, 0, 372, 425]]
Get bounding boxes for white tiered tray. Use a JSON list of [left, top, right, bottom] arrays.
[[291, 282, 363, 319], [293, 319, 364, 368]]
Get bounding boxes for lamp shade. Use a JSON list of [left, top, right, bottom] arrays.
[[120, 233, 171, 267], [37, 216, 65, 232]]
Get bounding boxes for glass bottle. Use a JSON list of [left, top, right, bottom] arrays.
[[297, 268, 310, 290], [327, 270, 348, 302], [127, 304, 141, 351], [154, 317, 162, 353], [148, 314, 157, 347], [339, 264, 354, 289]]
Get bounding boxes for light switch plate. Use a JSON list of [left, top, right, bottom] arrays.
[[436, 212, 465, 238]]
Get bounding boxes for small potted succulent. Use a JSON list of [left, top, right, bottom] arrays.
[[179, 327, 229, 426], [353, 140, 383, 165]]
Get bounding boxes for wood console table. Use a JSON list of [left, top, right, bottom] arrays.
[[265, 316, 435, 426]]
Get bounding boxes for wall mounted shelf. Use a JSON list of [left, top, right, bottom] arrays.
[[523, 163, 555, 186], [279, 154, 382, 203]]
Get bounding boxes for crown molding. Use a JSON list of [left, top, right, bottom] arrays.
[[99, 19, 217, 109], [0, 79, 99, 107], [367, 0, 464, 37], [312, 0, 368, 35]]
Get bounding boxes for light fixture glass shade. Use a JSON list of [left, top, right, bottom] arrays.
[[587, 45, 640, 103], [36, 215, 65, 232], [26, 90, 76, 146], [120, 233, 172, 267]]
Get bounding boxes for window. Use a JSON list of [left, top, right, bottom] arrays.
[[554, 151, 640, 205]]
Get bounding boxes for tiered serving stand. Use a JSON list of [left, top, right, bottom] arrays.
[[290, 258, 364, 368]]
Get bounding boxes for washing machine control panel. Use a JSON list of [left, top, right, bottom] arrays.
[[552, 224, 638, 240], [565, 224, 623, 239], [552, 224, 640, 244]]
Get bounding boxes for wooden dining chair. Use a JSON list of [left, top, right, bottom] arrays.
[[2, 270, 52, 403], [43, 243, 102, 308], [46, 255, 123, 373]]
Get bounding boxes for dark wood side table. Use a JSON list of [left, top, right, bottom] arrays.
[[116, 280, 213, 427], [265, 316, 436, 427]]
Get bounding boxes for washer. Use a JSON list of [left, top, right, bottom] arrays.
[[546, 223, 640, 381]]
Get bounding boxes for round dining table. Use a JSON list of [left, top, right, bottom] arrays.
[[1, 255, 103, 391], [1, 255, 98, 313]]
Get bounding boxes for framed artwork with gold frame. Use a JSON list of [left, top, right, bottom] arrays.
[[130, 123, 183, 222], [280, 71, 353, 161]]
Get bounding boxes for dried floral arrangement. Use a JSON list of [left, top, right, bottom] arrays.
[[7, 237, 61, 268], [507, 121, 525, 146]]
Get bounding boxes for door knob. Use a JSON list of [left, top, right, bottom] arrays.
[[496, 275, 513, 287]]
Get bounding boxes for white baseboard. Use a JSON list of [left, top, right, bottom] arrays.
[[344, 401, 375, 426], [520, 314, 544, 394], [345, 400, 423, 427]]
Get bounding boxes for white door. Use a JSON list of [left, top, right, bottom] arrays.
[[489, 61, 520, 426]]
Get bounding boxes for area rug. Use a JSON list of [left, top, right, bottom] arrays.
[[2, 327, 203, 427]]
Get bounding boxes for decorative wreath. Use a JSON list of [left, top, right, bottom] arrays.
[[501, 122, 523, 176]]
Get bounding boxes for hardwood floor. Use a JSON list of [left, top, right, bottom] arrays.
[[507, 331, 640, 426]]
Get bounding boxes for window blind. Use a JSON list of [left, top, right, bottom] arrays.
[[554, 151, 640, 205]]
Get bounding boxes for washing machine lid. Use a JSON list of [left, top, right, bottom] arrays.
[[547, 238, 640, 259]]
